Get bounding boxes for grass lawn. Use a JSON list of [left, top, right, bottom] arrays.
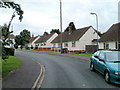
[[2, 56, 21, 78], [0, 57, 2, 79], [73, 53, 92, 57]]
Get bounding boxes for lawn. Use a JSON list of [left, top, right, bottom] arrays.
[[2, 56, 21, 78], [74, 53, 92, 57], [0, 57, 2, 79]]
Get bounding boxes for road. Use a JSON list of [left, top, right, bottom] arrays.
[[16, 50, 119, 88]]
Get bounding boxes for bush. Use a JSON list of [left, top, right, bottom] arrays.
[[14, 44, 18, 49], [20, 46, 23, 49], [31, 45, 33, 49], [2, 47, 14, 60]]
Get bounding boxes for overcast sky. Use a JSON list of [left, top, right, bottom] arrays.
[[0, 0, 119, 36]]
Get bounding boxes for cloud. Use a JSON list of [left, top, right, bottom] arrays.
[[0, 0, 119, 36]]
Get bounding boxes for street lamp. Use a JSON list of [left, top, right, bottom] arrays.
[[90, 12, 99, 51], [60, 0, 63, 53]]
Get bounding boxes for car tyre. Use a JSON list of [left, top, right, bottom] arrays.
[[104, 71, 111, 83], [90, 62, 95, 71]]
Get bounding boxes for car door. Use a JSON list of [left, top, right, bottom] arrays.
[[97, 52, 106, 74], [92, 51, 100, 70]]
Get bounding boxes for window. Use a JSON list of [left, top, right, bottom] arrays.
[[104, 42, 109, 49], [41, 43, 43, 46], [72, 42, 76, 47], [58, 43, 61, 47], [44, 43, 46, 46], [64, 42, 68, 47], [53, 44, 56, 47], [115, 41, 120, 49], [99, 52, 105, 60]]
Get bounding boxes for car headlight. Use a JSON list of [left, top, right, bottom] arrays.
[[115, 71, 120, 75]]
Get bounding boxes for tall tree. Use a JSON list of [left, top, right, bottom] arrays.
[[14, 29, 31, 49], [50, 29, 60, 34], [64, 22, 76, 32], [20, 29, 31, 45], [0, 0, 24, 60]]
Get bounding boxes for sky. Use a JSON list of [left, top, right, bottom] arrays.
[[0, 0, 119, 36]]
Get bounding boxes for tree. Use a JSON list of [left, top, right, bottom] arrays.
[[0, 0, 23, 22], [0, 0, 24, 60], [50, 29, 61, 34], [14, 29, 31, 49], [20, 29, 31, 45], [64, 22, 76, 32]]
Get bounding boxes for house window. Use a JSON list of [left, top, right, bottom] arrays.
[[72, 41, 76, 47], [104, 42, 109, 49], [58, 43, 61, 47], [44, 43, 46, 46], [41, 43, 43, 46], [115, 41, 120, 49], [53, 43, 56, 47], [64, 42, 68, 47]]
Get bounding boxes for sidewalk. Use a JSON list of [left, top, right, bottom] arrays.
[[2, 52, 41, 89]]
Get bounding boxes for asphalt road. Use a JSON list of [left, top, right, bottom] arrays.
[[16, 50, 119, 88]]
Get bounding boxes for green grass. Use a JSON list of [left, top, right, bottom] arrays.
[[0, 57, 2, 79], [2, 56, 21, 78], [76, 53, 92, 57]]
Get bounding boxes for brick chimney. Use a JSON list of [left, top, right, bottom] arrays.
[[32, 34, 34, 37]]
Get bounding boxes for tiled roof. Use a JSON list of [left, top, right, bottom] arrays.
[[99, 23, 120, 42], [35, 33, 54, 43], [8, 34, 15, 39], [29, 36, 39, 43], [51, 26, 91, 43]]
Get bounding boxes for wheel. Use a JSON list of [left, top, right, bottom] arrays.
[[104, 71, 111, 83], [90, 62, 95, 71]]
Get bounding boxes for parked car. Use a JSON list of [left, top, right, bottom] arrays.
[[90, 50, 120, 84]]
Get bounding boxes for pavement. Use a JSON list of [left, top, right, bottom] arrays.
[[2, 50, 41, 89], [2, 50, 90, 89]]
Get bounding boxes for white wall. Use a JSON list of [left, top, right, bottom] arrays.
[[77, 27, 100, 50], [37, 33, 58, 48], [53, 27, 99, 51], [28, 36, 40, 48], [99, 41, 116, 50]]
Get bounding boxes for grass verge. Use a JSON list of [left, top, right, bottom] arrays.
[[2, 56, 21, 78], [75, 53, 92, 57]]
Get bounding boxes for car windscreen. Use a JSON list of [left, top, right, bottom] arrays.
[[106, 51, 120, 61]]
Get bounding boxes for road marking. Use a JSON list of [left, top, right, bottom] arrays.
[[31, 62, 45, 90]]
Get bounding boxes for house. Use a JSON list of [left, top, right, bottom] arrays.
[[99, 23, 120, 50], [0, 34, 15, 48], [27, 35, 40, 49], [51, 26, 100, 53], [35, 32, 58, 50], [8, 34, 16, 48]]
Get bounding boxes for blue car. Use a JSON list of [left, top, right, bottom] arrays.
[[90, 50, 120, 84]]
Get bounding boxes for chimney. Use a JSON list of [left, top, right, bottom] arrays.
[[68, 26, 72, 35], [32, 34, 34, 37]]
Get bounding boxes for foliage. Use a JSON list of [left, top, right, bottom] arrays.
[[25, 45, 29, 50], [0, 1, 24, 60], [43, 32, 49, 36], [2, 56, 21, 77], [15, 29, 31, 48], [0, 0, 23, 22], [50, 29, 61, 34], [31, 45, 33, 49], [64, 22, 76, 32]]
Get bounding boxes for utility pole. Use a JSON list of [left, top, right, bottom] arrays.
[[60, 0, 63, 53]]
